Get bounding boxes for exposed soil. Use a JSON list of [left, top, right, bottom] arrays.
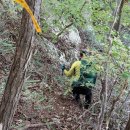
[[11, 82, 99, 130]]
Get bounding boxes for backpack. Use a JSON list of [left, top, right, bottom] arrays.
[[79, 59, 97, 87], [72, 59, 97, 88]]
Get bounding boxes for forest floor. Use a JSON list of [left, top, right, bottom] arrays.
[[11, 82, 99, 130]]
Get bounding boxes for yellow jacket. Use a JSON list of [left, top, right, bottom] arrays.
[[64, 54, 87, 82], [64, 54, 97, 87], [64, 54, 87, 80], [64, 60, 81, 82]]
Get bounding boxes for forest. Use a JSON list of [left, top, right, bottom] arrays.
[[0, 0, 130, 130]]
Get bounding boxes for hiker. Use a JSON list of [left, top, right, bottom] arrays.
[[61, 50, 97, 109]]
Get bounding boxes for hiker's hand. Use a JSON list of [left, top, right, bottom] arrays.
[[61, 64, 65, 71]]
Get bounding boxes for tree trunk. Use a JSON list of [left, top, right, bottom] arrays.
[[125, 116, 130, 130], [113, 0, 124, 32], [0, 0, 42, 129]]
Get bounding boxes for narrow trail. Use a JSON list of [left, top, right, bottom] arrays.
[[12, 84, 98, 130]]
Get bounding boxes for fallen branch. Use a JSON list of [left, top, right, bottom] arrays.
[[23, 123, 46, 130], [23, 122, 54, 130]]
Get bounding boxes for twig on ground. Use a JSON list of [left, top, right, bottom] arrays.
[[22, 122, 54, 130]]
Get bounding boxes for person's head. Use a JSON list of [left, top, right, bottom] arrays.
[[79, 49, 91, 59]]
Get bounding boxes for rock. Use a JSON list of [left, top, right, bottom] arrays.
[[40, 129, 48, 130], [36, 38, 67, 64], [0, 124, 2, 130], [66, 117, 72, 121], [63, 128, 68, 130], [69, 29, 81, 45], [52, 118, 61, 124]]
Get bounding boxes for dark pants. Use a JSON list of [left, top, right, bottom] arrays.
[[72, 86, 92, 109]]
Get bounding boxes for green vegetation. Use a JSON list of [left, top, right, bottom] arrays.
[[0, 0, 130, 129]]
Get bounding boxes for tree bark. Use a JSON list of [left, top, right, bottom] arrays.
[[113, 0, 124, 32], [0, 0, 42, 129], [0, 0, 3, 5], [125, 116, 130, 130]]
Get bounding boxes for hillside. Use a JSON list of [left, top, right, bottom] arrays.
[[0, 0, 130, 130]]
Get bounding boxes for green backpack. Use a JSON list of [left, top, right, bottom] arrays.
[[79, 59, 97, 87], [72, 60, 97, 88]]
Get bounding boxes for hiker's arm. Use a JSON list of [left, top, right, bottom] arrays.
[[64, 62, 76, 77]]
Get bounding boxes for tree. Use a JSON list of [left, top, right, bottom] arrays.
[[0, 0, 42, 129], [90, 1, 130, 130], [113, 0, 124, 32], [125, 116, 130, 130], [40, 0, 88, 42]]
